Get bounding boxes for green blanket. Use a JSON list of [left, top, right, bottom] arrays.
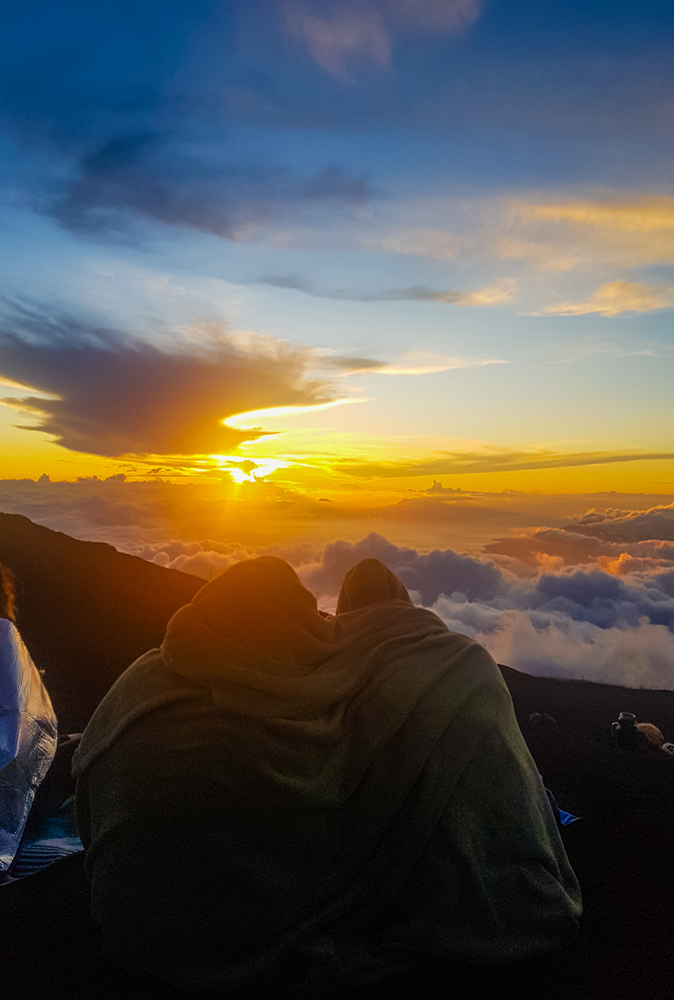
[[73, 557, 581, 989]]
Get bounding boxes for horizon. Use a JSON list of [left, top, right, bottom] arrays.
[[1, 1, 673, 689]]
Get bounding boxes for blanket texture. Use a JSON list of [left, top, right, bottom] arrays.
[[72, 557, 581, 990]]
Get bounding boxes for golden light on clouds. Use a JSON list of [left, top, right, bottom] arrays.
[[543, 280, 674, 317], [523, 197, 674, 232], [367, 353, 507, 375], [222, 398, 365, 430], [508, 194, 674, 271]]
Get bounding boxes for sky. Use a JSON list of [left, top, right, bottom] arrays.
[[2, 0, 674, 688]]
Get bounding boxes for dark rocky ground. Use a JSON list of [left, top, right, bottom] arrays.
[[1, 512, 673, 999]]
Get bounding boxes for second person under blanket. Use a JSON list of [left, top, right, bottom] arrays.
[[72, 556, 582, 989]]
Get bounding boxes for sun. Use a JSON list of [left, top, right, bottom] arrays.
[[208, 455, 290, 483]]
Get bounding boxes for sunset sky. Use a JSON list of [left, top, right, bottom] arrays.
[[2, 1, 674, 686]]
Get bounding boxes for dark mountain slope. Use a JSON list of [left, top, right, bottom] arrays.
[[501, 662, 674, 742], [0, 512, 202, 731]]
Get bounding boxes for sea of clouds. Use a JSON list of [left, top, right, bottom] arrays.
[[134, 511, 674, 691], [2, 477, 674, 690]]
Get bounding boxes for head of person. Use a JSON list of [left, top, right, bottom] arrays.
[[0, 564, 16, 623]]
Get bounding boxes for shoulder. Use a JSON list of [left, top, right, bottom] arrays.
[[72, 648, 206, 778]]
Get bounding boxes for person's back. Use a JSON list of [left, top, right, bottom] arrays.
[[73, 557, 581, 988]]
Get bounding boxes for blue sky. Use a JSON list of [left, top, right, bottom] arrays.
[[3, 1, 674, 688], [1, 0, 673, 492]]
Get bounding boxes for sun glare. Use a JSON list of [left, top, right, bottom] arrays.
[[209, 454, 290, 483]]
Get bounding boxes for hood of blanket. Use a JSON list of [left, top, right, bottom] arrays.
[[162, 556, 337, 680], [336, 557, 412, 613], [159, 556, 452, 718], [74, 557, 500, 783]]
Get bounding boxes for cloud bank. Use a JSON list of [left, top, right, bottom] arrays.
[[133, 506, 674, 690], [2, 476, 674, 689]]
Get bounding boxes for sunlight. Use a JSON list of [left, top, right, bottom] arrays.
[[209, 454, 291, 483], [222, 398, 363, 430]]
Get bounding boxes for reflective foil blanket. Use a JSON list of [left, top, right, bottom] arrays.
[[0, 619, 58, 870]]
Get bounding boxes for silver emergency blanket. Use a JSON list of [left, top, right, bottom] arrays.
[[0, 618, 57, 870]]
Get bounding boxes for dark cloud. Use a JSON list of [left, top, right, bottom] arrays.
[[0, 14, 370, 244], [52, 136, 369, 240], [0, 301, 336, 457], [424, 479, 467, 494], [297, 531, 504, 604], [262, 275, 464, 303]]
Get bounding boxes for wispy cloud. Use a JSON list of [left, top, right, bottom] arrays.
[[262, 274, 514, 306], [523, 198, 674, 233], [543, 280, 674, 317], [282, 0, 482, 79], [372, 192, 674, 278], [508, 195, 674, 270], [332, 447, 674, 479], [52, 135, 370, 242], [359, 353, 506, 375]]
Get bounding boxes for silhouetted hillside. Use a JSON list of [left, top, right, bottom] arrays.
[[0, 513, 202, 731], [501, 663, 674, 743]]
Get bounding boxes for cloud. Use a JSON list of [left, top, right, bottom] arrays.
[[292, 529, 674, 687], [508, 195, 674, 272], [54, 135, 370, 241], [567, 503, 674, 543], [332, 447, 674, 479], [283, 0, 481, 78], [0, 300, 345, 458], [442, 604, 674, 690], [543, 280, 674, 317], [262, 274, 514, 307], [294, 531, 504, 603], [289, 530, 674, 688], [3, 472, 674, 687], [485, 526, 674, 573], [372, 194, 674, 306], [524, 198, 674, 234], [485, 505, 674, 581], [368, 353, 506, 375], [136, 539, 255, 580], [314, 349, 505, 376]]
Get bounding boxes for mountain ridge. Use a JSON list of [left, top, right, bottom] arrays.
[[0, 512, 202, 731]]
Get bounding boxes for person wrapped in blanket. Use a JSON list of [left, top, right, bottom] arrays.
[[0, 565, 58, 875], [73, 557, 583, 991]]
